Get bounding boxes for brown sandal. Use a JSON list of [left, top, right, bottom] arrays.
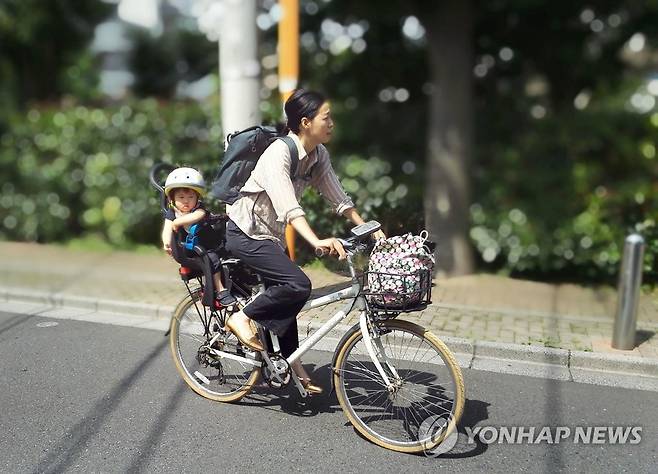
[[225, 316, 264, 352], [300, 378, 323, 395]]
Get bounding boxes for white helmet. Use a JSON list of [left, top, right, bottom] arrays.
[[164, 167, 206, 197]]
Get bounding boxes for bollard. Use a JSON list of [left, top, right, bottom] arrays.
[[612, 234, 645, 350]]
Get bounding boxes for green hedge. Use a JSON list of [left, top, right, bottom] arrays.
[[0, 100, 223, 247]]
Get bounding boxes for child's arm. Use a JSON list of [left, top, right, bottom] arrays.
[[172, 208, 206, 231], [162, 219, 174, 255]]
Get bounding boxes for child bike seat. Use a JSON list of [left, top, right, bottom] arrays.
[[170, 230, 217, 306], [178, 265, 203, 281]]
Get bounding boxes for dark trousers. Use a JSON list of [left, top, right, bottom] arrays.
[[225, 220, 312, 357]]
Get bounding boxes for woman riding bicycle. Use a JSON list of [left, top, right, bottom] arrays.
[[224, 88, 385, 394]]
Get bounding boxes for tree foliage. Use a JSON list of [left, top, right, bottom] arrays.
[[127, 17, 218, 98], [0, 0, 112, 112]]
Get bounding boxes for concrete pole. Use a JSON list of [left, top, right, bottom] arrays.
[[279, 0, 299, 259], [219, 0, 261, 138]]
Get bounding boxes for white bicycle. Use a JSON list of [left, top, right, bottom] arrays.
[[167, 220, 465, 453]]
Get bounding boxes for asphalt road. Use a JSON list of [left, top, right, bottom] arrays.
[[0, 310, 656, 473]]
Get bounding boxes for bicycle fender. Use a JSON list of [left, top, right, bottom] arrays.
[[330, 322, 361, 392]]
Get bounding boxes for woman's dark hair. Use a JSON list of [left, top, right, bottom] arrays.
[[284, 89, 327, 133]]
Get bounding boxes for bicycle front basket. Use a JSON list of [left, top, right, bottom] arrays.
[[362, 268, 432, 314]]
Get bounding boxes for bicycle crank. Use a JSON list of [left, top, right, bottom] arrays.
[[262, 354, 291, 388]]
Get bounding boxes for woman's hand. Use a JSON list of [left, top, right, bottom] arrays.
[[163, 242, 172, 256], [315, 237, 346, 260], [372, 230, 386, 241], [342, 208, 386, 242]]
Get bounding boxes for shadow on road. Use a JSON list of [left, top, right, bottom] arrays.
[[239, 360, 493, 459], [434, 399, 491, 459], [636, 329, 655, 347], [126, 381, 189, 473], [239, 362, 342, 417], [0, 312, 33, 337], [33, 338, 169, 474]]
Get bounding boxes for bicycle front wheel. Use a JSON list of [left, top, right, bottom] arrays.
[[169, 289, 261, 403], [334, 319, 465, 453]]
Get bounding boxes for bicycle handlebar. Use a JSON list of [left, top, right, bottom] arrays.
[[314, 238, 352, 257], [315, 237, 371, 259], [314, 221, 382, 259], [315, 247, 330, 257]]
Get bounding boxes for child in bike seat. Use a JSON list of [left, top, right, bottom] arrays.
[[161, 167, 236, 306]]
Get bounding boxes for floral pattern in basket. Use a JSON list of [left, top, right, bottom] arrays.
[[366, 230, 435, 308]]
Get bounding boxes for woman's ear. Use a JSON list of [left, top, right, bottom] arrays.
[[300, 117, 311, 130]]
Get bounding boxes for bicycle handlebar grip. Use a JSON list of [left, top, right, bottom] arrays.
[[315, 247, 329, 257]]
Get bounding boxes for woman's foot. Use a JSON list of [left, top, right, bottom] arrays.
[[216, 289, 237, 306], [291, 360, 323, 395], [300, 378, 323, 395], [225, 312, 264, 352]]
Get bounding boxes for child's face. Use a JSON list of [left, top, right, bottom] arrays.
[[172, 188, 199, 213]]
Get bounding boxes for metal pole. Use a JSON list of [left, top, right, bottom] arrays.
[[278, 0, 299, 260], [278, 0, 299, 101], [611, 234, 645, 350], [219, 0, 261, 139]]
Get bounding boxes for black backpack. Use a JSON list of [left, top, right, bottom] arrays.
[[209, 126, 299, 204]]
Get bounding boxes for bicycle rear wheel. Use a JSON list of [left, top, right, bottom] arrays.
[[333, 319, 465, 453], [169, 289, 261, 402]]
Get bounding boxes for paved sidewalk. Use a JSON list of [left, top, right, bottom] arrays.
[[1, 242, 657, 388]]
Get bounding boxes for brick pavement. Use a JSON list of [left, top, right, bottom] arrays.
[[1, 241, 657, 360]]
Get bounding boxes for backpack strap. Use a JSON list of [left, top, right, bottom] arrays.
[[279, 136, 299, 179]]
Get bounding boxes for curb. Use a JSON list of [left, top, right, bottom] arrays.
[[3, 286, 658, 391], [570, 350, 658, 377], [303, 316, 658, 387], [1, 286, 175, 320], [470, 341, 572, 381]]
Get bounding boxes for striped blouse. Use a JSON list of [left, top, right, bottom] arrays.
[[228, 132, 354, 248]]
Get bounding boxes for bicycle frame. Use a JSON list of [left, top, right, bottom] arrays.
[[207, 253, 398, 397], [287, 282, 361, 365]]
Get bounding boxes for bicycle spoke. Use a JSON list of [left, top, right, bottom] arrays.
[[405, 387, 452, 401], [393, 390, 455, 415], [346, 388, 391, 408], [399, 337, 427, 380], [178, 332, 206, 345], [399, 372, 437, 385], [397, 386, 456, 407], [403, 401, 425, 431], [340, 366, 389, 386]]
